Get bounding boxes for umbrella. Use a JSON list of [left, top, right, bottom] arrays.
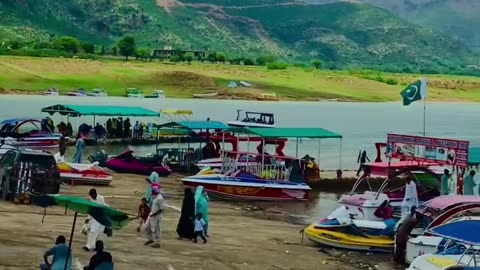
[[32, 194, 131, 270]]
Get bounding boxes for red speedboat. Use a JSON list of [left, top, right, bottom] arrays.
[[105, 150, 171, 176]]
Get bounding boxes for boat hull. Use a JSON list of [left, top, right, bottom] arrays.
[[304, 224, 394, 253], [58, 162, 112, 186], [181, 175, 310, 201], [227, 121, 274, 128]]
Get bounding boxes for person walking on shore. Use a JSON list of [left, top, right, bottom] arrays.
[[441, 169, 451, 195], [72, 134, 85, 163], [356, 149, 370, 176], [193, 213, 207, 244], [84, 189, 108, 252], [195, 186, 210, 237], [176, 188, 195, 240], [145, 187, 164, 248]]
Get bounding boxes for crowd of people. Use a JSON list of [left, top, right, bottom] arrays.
[[39, 172, 210, 269]]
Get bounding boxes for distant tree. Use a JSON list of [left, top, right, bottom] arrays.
[[34, 41, 52, 49], [256, 55, 277, 66], [174, 49, 186, 61], [8, 40, 23, 50], [207, 52, 217, 63], [216, 53, 226, 63], [112, 46, 118, 56], [117, 36, 136, 60], [185, 53, 194, 63], [52, 36, 80, 53], [243, 58, 255, 65], [311, 59, 322, 69], [100, 45, 106, 55], [135, 48, 151, 61], [81, 43, 95, 54], [230, 57, 243, 65], [170, 55, 180, 62]]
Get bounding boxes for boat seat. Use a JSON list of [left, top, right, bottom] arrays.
[[426, 256, 457, 268]]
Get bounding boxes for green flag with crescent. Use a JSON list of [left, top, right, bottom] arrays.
[[400, 79, 427, 106]]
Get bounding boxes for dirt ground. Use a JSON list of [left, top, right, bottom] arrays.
[[0, 172, 355, 270]]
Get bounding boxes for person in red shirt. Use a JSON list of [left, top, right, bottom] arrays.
[[137, 198, 151, 232]]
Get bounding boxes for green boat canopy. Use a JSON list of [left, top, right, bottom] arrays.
[[469, 147, 480, 165], [41, 104, 160, 117], [157, 121, 228, 130], [230, 127, 342, 139]]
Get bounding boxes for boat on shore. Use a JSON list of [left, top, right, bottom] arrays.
[[104, 149, 171, 176], [227, 110, 275, 128], [66, 88, 87, 97], [87, 88, 107, 97], [58, 162, 112, 186], [125, 88, 144, 98], [145, 90, 166, 99], [0, 118, 60, 148], [193, 92, 218, 98], [257, 93, 278, 101], [43, 88, 59, 96]]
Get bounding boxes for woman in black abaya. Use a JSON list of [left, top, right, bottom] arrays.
[[176, 188, 195, 239]]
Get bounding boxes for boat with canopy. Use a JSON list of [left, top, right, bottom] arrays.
[[227, 110, 275, 128], [181, 127, 343, 201]]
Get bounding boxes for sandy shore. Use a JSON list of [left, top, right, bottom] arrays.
[[0, 172, 361, 270]]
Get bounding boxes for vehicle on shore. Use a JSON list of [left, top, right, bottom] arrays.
[[0, 149, 61, 201], [227, 110, 275, 128]]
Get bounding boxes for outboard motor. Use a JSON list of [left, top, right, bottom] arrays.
[[88, 150, 108, 167]]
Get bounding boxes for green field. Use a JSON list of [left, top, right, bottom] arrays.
[[1, 56, 480, 102]]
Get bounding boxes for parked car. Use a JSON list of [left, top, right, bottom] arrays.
[[0, 149, 61, 200]]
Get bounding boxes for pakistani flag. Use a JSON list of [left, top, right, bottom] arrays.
[[400, 79, 427, 106]]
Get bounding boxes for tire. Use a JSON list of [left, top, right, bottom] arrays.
[[0, 177, 8, 201]]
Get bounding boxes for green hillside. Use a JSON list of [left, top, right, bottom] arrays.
[[0, 0, 477, 70]]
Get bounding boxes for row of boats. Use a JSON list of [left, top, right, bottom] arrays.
[[43, 88, 166, 98]]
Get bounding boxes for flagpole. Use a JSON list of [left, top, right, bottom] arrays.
[[423, 95, 426, 136]]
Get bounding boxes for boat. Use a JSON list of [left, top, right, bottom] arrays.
[[66, 88, 87, 97], [87, 88, 107, 97], [335, 160, 441, 221], [182, 168, 311, 201], [257, 93, 278, 101], [227, 110, 275, 128], [125, 88, 144, 98], [145, 90, 166, 99], [43, 88, 59, 96], [0, 144, 16, 158], [105, 149, 171, 176], [304, 217, 396, 252], [403, 196, 480, 264], [0, 118, 61, 148], [408, 218, 480, 270], [192, 92, 218, 98], [58, 162, 112, 186]]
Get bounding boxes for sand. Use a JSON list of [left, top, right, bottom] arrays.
[[0, 172, 353, 270]]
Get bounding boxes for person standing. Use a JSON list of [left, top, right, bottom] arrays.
[[356, 149, 370, 176], [84, 189, 108, 252], [145, 187, 164, 248], [441, 169, 451, 195], [145, 172, 160, 206], [176, 188, 195, 240], [194, 186, 210, 236], [137, 198, 150, 232], [72, 134, 85, 163], [464, 170, 476, 195], [193, 213, 207, 244], [40, 235, 72, 270], [400, 176, 418, 222]]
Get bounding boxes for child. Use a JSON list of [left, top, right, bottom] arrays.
[[137, 197, 151, 232], [193, 213, 207, 244]]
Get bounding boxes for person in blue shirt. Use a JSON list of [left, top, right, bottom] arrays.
[[40, 235, 72, 270]]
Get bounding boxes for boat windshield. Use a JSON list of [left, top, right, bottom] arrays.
[[238, 111, 274, 125]]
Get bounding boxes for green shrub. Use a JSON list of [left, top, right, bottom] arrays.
[[385, 78, 398, 85], [267, 61, 288, 70]]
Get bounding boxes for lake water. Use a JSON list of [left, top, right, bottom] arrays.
[[1, 95, 480, 170]]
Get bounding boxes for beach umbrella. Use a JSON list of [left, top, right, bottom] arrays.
[[32, 194, 131, 270]]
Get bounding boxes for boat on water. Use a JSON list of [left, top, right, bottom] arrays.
[[183, 127, 343, 201], [58, 162, 112, 186], [408, 218, 480, 270], [257, 93, 278, 101], [43, 88, 59, 96], [145, 90, 166, 99], [87, 88, 107, 97], [227, 110, 275, 128], [192, 92, 218, 98], [104, 149, 171, 176], [66, 88, 87, 97], [125, 88, 144, 98], [0, 118, 61, 148]]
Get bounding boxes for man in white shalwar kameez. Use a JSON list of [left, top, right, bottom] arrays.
[[145, 187, 164, 248], [400, 177, 418, 224], [84, 189, 108, 252]]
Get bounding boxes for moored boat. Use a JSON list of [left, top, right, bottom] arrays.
[[105, 149, 171, 176], [58, 162, 112, 186], [43, 88, 59, 96], [87, 88, 108, 97], [66, 88, 87, 96], [0, 118, 61, 148], [145, 89, 166, 98], [227, 110, 275, 128], [192, 92, 218, 98], [125, 88, 144, 98]]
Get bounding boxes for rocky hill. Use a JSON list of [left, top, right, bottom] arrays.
[[0, 0, 477, 70]]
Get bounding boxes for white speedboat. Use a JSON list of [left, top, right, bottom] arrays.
[[227, 110, 275, 128], [125, 88, 144, 98], [88, 88, 107, 97]]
